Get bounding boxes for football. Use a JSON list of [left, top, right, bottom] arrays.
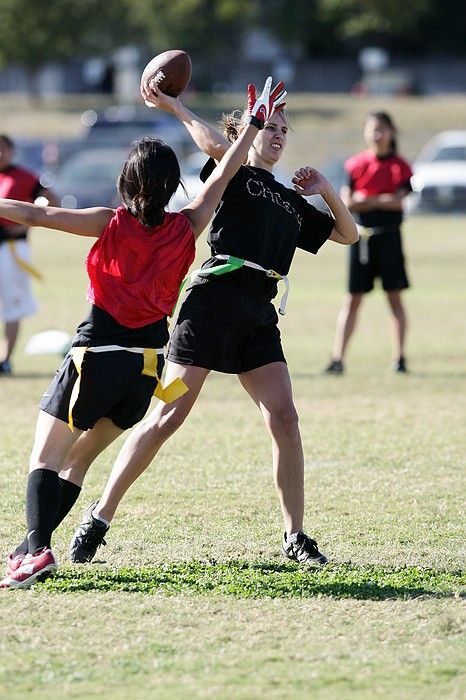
[[141, 49, 192, 98]]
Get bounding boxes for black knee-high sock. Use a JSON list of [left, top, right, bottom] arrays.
[[56, 477, 82, 526], [13, 477, 82, 558], [25, 469, 61, 554]]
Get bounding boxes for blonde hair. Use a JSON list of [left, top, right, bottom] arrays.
[[219, 109, 245, 143]]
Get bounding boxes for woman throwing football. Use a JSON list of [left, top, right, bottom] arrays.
[[0, 77, 278, 588], [70, 79, 358, 567]]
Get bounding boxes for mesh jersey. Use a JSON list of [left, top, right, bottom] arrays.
[[86, 206, 195, 328]]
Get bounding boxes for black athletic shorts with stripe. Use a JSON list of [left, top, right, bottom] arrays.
[[167, 281, 286, 374], [39, 349, 164, 431], [349, 227, 409, 294]]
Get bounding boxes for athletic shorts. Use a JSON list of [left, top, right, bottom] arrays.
[[0, 240, 37, 322], [39, 348, 165, 431], [349, 228, 409, 294], [167, 282, 286, 374]]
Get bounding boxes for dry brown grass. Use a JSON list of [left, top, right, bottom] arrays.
[[2, 92, 466, 168]]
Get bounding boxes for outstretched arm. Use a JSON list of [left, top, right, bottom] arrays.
[[0, 199, 114, 237], [293, 168, 358, 245], [141, 83, 230, 161]]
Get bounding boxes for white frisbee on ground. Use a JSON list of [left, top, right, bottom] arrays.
[[25, 330, 72, 356]]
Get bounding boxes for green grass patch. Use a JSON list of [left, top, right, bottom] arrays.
[[1, 98, 465, 697], [39, 562, 465, 599]]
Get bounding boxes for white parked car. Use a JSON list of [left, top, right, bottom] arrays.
[[411, 131, 466, 212]]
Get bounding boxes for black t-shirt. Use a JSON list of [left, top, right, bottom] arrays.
[[195, 160, 334, 300], [73, 305, 169, 349]]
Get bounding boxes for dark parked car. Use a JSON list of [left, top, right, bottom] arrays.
[[51, 147, 128, 209], [14, 137, 88, 191], [14, 138, 46, 176], [80, 105, 191, 158]]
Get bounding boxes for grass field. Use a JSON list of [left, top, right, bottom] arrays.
[[1, 85, 465, 700], [0, 210, 465, 699]]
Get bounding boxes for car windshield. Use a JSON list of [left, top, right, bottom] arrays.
[[432, 146, 466, 162]]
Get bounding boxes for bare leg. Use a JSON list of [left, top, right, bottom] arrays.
[[239, 362, 304, 536], [59, 417, 125, 487], [386, 290, 407, 360], [331, 292, 364, 362], [30, 410, 83, 473], [94, 363, 210, 522], [3, 320, 19, 361]]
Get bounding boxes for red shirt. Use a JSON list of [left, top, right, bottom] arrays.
[[86, 207, 195, 328], [0, 165, 41, 238], [345, 150, 413, 196], [345, 150, 413, 227]]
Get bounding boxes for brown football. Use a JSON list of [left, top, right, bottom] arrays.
[[141, 49, 192, 97]]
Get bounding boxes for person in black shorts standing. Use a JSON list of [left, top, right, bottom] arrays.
[[70, 81, 358, 567], [0, 81, 272, 588], [325, 112, 413, 375]]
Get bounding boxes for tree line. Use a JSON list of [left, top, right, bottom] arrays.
[[0, 0, 464, 82]]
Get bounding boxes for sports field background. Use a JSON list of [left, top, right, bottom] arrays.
[[0, 94, 465, 699]]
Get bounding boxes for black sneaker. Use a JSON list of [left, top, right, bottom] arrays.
[[393, 356, 407, 373], [324, 359, 344, 375], [282, 531, 328, 566], [70, 502, 109, 563], [0, 360, 12, 376]]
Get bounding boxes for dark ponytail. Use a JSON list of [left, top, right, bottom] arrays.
[[118, 137, 182, 227]]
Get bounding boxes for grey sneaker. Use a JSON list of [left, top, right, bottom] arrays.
[[70, 502, 109, 563], [282, 531, 328, 566]]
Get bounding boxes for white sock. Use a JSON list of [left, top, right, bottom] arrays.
[[92, 509, 110, 527]]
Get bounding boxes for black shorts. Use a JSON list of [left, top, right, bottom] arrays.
[[39, 349, 164, 431], [349, 228, 409, 294], [167, 282, 286, 374]]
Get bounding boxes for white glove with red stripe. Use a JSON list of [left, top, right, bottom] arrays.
[[247, 76, 287, 129]]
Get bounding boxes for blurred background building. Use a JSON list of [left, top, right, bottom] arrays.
[[1, 0, 466, 98], [1, 0, 465, 213]]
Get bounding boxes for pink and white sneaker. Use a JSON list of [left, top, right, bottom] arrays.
[[1, 548, 57, 589], [6, 552, 26, 576]]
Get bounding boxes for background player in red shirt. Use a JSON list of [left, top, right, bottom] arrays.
[[0, 134, 58, 375], [325, 112, 413, 374]]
